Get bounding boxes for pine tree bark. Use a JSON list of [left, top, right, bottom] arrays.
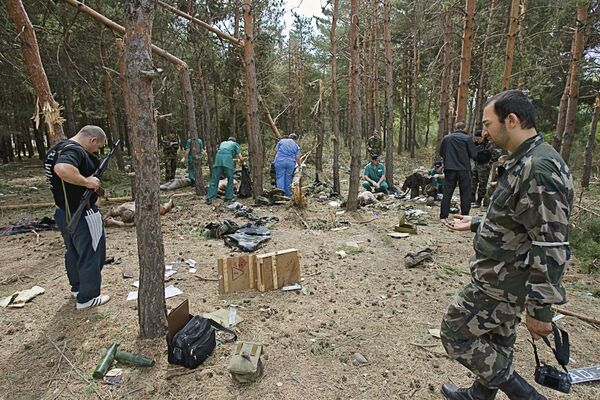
[[123, 0, 167, 339], [552, 72, 571, 151], [242, 0, 263, 197], [560, 1, 590, 163], [456, 0, 475, 123], [346, 0, 362, 212], [330, 0, 341, 194], [581, 94, 599, 189], [32, 117, 46, 160], [473, 0, 496, 131], [315, 80, 325, 172], [181, 68, 205, 195], [197, 55, 216, 171], [438, 10, 452, 144], [6, 0, 65, 145], [383, 0, 394, 186], [409, 5, 420, 159], [501, 0, 520, 90]]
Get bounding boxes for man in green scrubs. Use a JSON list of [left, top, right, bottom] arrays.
[[205, 137, 243, 204]]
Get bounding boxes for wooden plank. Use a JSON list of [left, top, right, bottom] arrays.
[[256, 249, 300, 292], [218, 254, 256, 294]]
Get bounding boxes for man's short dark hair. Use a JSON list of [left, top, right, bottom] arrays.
[[485, 90, 536, 129], [455, 121, 466, 131]]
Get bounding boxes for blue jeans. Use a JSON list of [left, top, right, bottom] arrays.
[[275, 158, 296, 196], [54, 207, 106, 303]]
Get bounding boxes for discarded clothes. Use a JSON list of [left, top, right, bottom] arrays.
[[0, 217, 56, 236], [226, 202, 279, 225], [404, 248, 433, 268], [204, 220, 239, 239], [224, 224, 271, 252]]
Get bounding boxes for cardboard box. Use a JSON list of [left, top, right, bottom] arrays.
[[167, 299, 190, 343], [218, 255, 257, 295], [255, 249, 301, 292]]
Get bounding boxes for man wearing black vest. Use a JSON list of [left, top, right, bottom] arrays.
[[45, 125, 110, 309], [438, 121, 478, 223]]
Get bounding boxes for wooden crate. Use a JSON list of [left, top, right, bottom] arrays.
[[218, 254, 257, 294], [255, 249, 301, 292]]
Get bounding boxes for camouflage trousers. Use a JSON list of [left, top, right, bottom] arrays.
[[441, 283, 524, 387], [471, 164, 490, 204], [165, 157, 177, 182]]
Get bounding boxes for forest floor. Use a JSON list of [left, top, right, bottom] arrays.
[[0, 156, 599, 400]]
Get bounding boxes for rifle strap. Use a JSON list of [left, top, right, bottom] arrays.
[[61, 180, 71, 224]]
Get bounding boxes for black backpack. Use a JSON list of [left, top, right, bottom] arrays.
[[168, 316, 237, 369]]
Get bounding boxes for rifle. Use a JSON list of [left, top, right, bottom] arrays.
[[66, 139, 121, 234]]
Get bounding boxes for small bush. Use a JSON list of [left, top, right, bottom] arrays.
[[570, 217, 600, 274]]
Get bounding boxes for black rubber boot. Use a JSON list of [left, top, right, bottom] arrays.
[[498, 372, 547, 400], [441, 381, 498, 400]]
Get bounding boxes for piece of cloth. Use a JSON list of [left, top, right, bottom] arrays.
[[441, 283, 522, 387], [184, 138, 204, 182], [439, 131, 478, 171], [440, 169, 471, 219], [471, 163, 491, 204], [54, 206, 105, 304], [441, 134, 574, 387], [45, 140, 100, 214]]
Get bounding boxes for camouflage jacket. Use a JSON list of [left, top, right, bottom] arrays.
[[163, 137, 179, 158], [469, 135, 574, 322], [366, 135, 382, 156]]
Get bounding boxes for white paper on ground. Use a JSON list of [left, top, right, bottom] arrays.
[[127, 285, 183, 301], [185, 259, 197, 267], [5, 286, 45, 308], [188, 268, 197, 273]]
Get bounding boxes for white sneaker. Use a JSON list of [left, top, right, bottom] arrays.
[[76, 295, 111, 310]]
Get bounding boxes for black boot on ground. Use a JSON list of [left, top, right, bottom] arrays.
[[498, 372, 547, 400], [441, 381, 498, 400]]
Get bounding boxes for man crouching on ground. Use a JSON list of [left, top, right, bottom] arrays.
[[45, 125, 110, 310], [439, 90, 574, 400]]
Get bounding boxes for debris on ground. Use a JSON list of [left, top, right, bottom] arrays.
[[0, 217, 56, 236], [0, 285, 45, 308], [224, 224, 271, 252], [428, 329, 441, 339], [387, 232, 409, 239], [404, 248, 433, 268], [93, 342, 119, 379], [228, 341, 264, 383], [127, 285, 183, 301], [354, 352, 369, 365], [204, 220, 239, 239]]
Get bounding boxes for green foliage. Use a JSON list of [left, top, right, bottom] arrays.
[[570, 217, 600, 274]]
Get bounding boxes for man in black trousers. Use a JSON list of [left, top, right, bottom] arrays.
[[438, 121, 478, 223]]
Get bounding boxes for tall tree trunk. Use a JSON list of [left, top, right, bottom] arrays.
[[32, 118, 46, 160], [409, 6, 420, 159], [383, 0, 394, 186], [560, 1, 590, 163], [5, 0, 65, 145], [501, 0, 520, 90], [181, 68, 205, 195], [473, 0, 496, 131], [398, 54, 407, 154], [63, 56, 77, 137], [438, 10, 452, 144], [123, 0, 167, 339], [330, 0, 341, 194], [552, 72, 571, 151], [372, 0, 381, 138], [346, 0, 362, 212], [242, 0, 263, 197], [581, 94, 599, 189], [100, 31, 125, 171], [315, 80, 325, 173], [197, 56, 215, 171], [19, 117, 34, 158], [456, 0, 475, 123]]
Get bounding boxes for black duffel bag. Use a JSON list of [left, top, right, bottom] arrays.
[[168, 316, 237, 369]]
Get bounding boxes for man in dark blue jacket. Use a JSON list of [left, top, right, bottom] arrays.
[[438, 121, 478, 222]]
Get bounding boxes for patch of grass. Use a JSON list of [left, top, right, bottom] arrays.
[[570, 217, 600, 274], [94, 310, 115, 320], [339, 245, 363, 255], [437, 264, 467, 276]]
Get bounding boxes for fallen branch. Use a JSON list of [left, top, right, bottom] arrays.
[[293, 210, 310, 229], [553, 306, 600, 325], [195, 275, 219, 282], [352, 217, 378, 225], [574, 204, 600, 218], [166, 367, 201, 380]]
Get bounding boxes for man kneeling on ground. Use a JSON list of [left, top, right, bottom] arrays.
[[362, 155, 388, 194]]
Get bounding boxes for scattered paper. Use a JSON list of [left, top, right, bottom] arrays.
[[552, 314, 565, 322], [165, 264, 173, 270], [328, 200, 341, 207], [131, 281, 139, 288], [203, 308, 243, 327], [336, 250, 347, 259], [331, 227, 349, 232], [104, 368, 123, 385], [164, 270, 177, 280], [387, 232, 410, 238], [281, 284, 302, 291], [428, 329, 441, 339], [0, 286, 45, 308], [354, 352, 369, 365], [185, 259, 197, 267], [127, 285, 183, 301], [188, 268, 197, 273], [122, 268, 134, 279]]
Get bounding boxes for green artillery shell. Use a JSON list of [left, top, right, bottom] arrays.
[[92, 342, 119, 379]]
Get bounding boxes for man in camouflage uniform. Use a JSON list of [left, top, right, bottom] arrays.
[[163, 131, 179, 182], [366, 131, 382, 158], [440, 90, 574, 400], [471, 130, 492, 208]]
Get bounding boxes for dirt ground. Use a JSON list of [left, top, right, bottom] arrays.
[[1, 157, 599, 400]]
